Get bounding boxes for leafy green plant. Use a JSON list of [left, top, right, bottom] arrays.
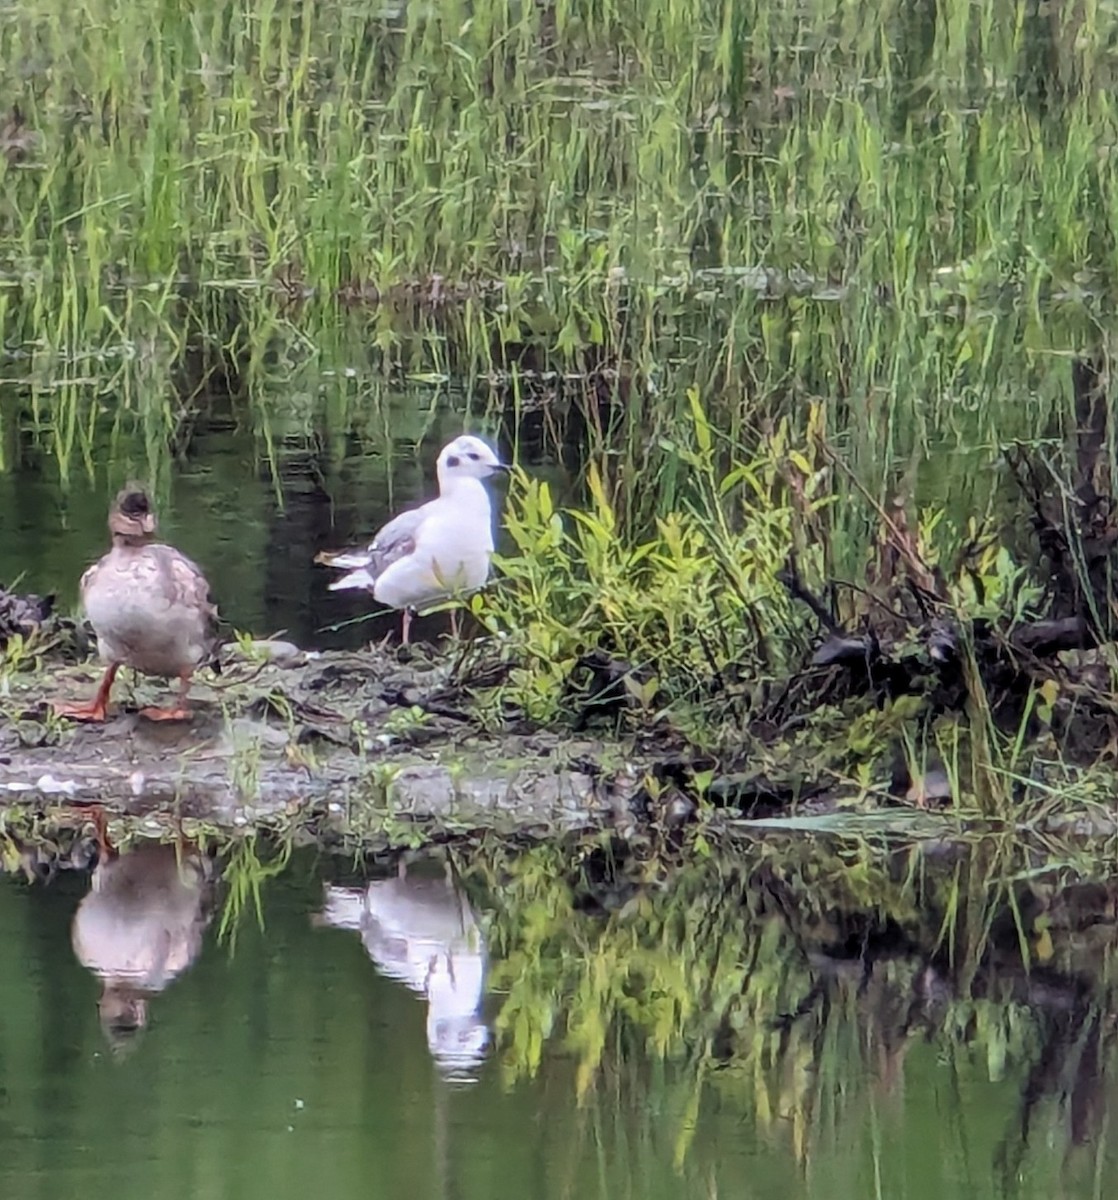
[[217, 832, 293, 947], [478, 398, 819, 732]]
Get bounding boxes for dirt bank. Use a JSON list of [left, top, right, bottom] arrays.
[[0, 644, 633, 834]]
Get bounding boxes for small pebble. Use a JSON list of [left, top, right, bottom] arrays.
[[240, 639, 303, 666]]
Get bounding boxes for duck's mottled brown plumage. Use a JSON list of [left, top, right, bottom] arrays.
[[53, 485, 219, 722]]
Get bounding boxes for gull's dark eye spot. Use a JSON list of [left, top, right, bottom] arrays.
[[446, 455, 460, 468], [467, 451, 480, 461]]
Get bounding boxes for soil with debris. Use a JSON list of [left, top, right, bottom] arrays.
[[0, 637, 648, 836]]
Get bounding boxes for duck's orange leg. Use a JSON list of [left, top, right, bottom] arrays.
[[90, 805, 113, 858], [139, 671, 194, 722], [53, 663, 119, 722]]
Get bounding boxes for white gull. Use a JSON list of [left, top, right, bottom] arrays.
[[318, 869, 490, 1079], [316, 434, 508, 643]]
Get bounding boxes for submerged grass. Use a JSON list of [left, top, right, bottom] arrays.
[[2, 0, 1113, 526]]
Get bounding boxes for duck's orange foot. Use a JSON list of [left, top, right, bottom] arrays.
[[86, 805, 113, 857], [51, 699, 110, 723], [138, 705, 193, 722]]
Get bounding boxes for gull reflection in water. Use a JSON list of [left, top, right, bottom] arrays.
[[319, 863, 489, 1081], [71, 840, 214, 1050]]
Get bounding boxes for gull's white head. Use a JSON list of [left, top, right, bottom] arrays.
[[436, 435, 507, 485]]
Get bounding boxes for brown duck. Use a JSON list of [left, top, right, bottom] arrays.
[[71, 837, 214, 1046], [54, 485, 219, 722]]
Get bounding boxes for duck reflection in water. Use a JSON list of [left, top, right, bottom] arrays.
[[71, 836, 214, 1050], [319, 860, 489, 1079]]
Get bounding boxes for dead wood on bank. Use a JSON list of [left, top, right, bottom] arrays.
[[772, 355, 1118, 775]]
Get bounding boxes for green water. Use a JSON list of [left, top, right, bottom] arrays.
[[0, 839, 1112, 1198]]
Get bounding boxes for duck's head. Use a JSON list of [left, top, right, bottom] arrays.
[[99, 982, 149, 1051], [108, 485, 158, 546], [436, 436, 508, 485]]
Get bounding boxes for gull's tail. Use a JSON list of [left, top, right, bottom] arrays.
[[328, 568, 376, 592], [314, 547, 377, 592]]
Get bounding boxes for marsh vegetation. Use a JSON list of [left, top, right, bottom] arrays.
[[5, 4, 1118, 1193], [2, 4, 1118, 815]]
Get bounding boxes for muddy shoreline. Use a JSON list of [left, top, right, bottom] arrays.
[[2, 637, 1117, 845], [0, 644, 635, 834]]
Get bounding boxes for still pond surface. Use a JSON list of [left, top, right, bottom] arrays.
[[0, 837, 1112, 1199]]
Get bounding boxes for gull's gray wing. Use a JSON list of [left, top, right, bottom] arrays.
[[363, 504, 430, 577], [317, 500, 434, 589]]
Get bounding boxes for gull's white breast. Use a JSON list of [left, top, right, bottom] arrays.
[[373, 484, 495, 611]]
